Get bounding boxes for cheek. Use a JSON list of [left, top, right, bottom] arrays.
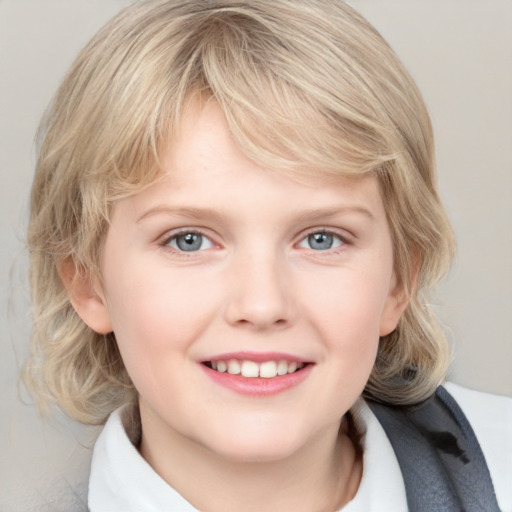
[[294, 272, 385, 420], [304, 266, 392, 341], [298, 263, 392, 387], [103, 263, 221, 372]]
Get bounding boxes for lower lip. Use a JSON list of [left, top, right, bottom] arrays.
[[200, 364, 313, 396]]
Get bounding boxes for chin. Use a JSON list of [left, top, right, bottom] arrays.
[[211, 440, 300, 464], [198, 424, 305, 464]]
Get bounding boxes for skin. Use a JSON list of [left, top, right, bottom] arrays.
[[69, 100, 408, 511]]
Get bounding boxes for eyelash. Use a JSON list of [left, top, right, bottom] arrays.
[[298, 228, 351, 253], [160, 229, 214, 254], [159, 227, 352, 255]]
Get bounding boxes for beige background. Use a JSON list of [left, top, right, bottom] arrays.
[[1, 1, 511, 510]]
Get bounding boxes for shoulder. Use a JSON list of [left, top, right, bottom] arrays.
[[445, 382, 512, 512]]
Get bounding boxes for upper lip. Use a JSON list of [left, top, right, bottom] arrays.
[[199, 351, 313, 364]]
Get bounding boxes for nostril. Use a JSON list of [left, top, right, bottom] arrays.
[[223, 279, 293, 329], [233, 317, 288, 329]]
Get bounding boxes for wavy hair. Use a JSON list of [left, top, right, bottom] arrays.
[[25, 0, 455, 424]]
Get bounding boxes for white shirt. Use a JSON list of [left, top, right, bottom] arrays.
[[88, 383, 512, 511]]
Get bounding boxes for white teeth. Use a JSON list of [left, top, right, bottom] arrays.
[[227, 359, 241, 375], [277, 360, 288, 375], [287, 362, 297, 374], [210, 359, 306, 378], [259, 361, 277, 379], [241, 360, 259, 378]]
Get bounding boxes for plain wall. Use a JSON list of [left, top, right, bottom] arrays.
[[1, 1, 511, 510]]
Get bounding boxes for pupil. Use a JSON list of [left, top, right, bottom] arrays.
[[177, 233, 202, 251], [309, 232, 333, 250]]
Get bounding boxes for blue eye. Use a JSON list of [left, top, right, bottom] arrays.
[[299, 232, 344, 251], [168, 232, 213, 252]]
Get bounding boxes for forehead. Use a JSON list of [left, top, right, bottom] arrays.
[[162, 98, 376, 190], [113, 99, 387, 230]]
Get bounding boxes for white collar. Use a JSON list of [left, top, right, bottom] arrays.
[[343, 399, 407, 511], [88, 399, 408, 511], [88, 405, 196, 511]]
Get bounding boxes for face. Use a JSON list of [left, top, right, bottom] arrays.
[[76, 100, 406, 463]]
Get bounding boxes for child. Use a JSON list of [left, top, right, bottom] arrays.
[[24, 1, 512, 510]]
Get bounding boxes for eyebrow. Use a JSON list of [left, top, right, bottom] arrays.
[[136, 205, 375, 224], [294, 206, 375, 223], [136, 206, 226, 224]]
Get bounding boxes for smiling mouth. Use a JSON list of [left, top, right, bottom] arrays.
[[203, 359, 309, 379]]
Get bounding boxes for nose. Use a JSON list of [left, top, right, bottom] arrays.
[[223, 250, 294, 331]]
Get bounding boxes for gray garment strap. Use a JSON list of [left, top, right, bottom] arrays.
[[367, 386, 500, 512]]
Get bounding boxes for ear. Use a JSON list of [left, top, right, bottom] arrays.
[[59, 259, 113, 335], [379, 277, 409, 336], [379, 264, 419, 337]]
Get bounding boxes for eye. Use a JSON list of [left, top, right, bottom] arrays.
[[166, 232, 214, 252], [298, 231, 345, 251]]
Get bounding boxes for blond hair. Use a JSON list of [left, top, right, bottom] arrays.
[[25, 0, 455, 425]]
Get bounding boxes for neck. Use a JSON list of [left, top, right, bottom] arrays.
[[139, 403, 362, 512]]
